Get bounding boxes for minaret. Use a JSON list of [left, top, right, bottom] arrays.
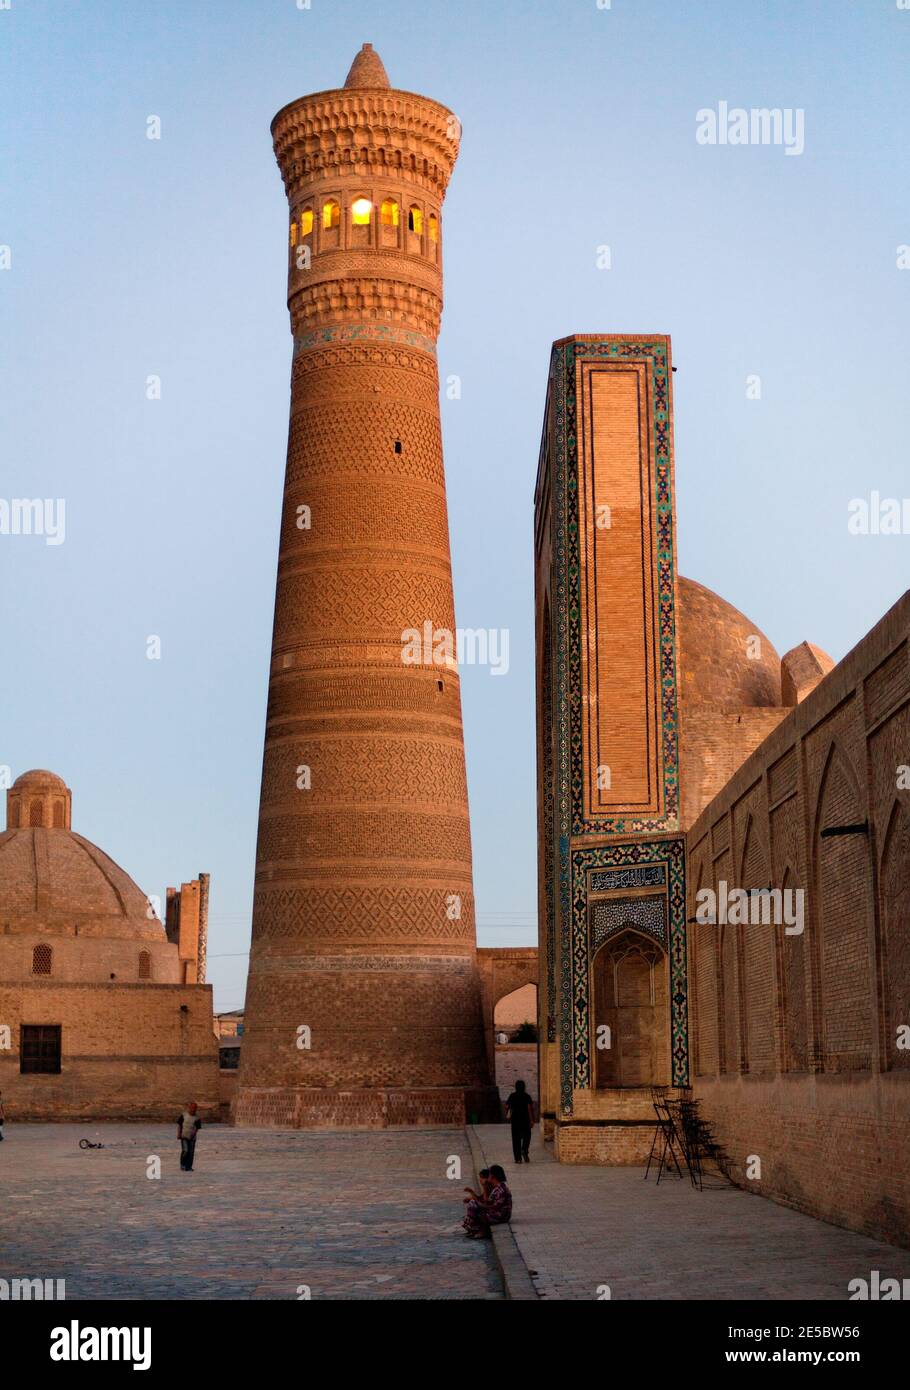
[[235, 45, 492, 1127]]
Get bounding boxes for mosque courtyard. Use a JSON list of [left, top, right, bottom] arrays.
[[2, 1122, 909, 1301]]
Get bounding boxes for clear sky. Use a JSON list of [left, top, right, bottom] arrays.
[[3, 0, 907, 1011]]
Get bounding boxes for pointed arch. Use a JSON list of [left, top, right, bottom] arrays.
[[592, 926, 669, 1088], [879, 798, 910, 1070], [692, 856, 718, 1077], [812, 740, 872, 1070], [739, 812, 775, 1074], [777, 862, 809, 1070]]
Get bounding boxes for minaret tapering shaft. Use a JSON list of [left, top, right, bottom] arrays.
[[235, 45, 491, 1127]]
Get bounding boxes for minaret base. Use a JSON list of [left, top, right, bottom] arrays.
[[233, 1085, 501, 1130]]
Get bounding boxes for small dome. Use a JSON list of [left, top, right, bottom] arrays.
[[8, 768, 73, 830], [344, 42, 390, 90], [13, 769, 68, 791], [678, 576, 781, 709]]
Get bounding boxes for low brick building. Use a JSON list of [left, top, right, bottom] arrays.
[[0, 769, 220, 1120]]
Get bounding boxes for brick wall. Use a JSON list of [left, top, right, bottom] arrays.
[[687, 592, 910, 1246], [494, 1043, 538, 1103], [0, 981, 220, 1120]]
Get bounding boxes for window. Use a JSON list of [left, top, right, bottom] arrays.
[[408, 205, 423, 235], [20, 1024, 61, 1074], [380, 198, 399, 227], [32, 943, 52, 976], [322, 199, 340, 230], [9, 799, 19, 828], [351, 197, 372, 226], [219, 1045, 241, 1071], [299, 208, 314, 237], [289, 220, 298, 247], [52, 800, 65, 827], [138, 950, 152, 980], [29, 799, 43, 827], [428, 213, 439, 242]]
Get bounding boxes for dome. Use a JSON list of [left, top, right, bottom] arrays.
[[343, 42, 390, 90], [0, 828, 163, 939], [677, 575, 781, 709], [13, 769, 68, 791]]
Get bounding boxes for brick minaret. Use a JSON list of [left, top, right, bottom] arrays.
[[235, 45, 492, 1127]]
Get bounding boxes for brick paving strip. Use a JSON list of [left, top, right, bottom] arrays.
[[0, 1124, 502, 1300], [470, 1124, 910, 1301]]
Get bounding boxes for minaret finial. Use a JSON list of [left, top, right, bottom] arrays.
[[343, 42, 390, 89]]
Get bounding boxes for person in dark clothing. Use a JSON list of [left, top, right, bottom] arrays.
[[505, 1079, 534, 1163], [177, 1101, 201, 1171]]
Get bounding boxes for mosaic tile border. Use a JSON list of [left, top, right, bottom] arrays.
[[565, 837, 688, 1112], [293, 322, 437, 357], [553, 337, 681, 838]]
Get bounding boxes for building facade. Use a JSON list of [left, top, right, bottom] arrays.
[[535, 336, 688, 1161], [534, 335, 909, 1243], [0, 770, 219, 1119], [687, 595, 910, 1247], [235, 45, 493, 1128]]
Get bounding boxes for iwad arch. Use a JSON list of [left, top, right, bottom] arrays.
[[591, 926, 670, 1089]]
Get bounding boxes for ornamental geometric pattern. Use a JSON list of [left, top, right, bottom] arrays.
[[564, 838, 688, 1112], [557, 338, 681, 837], [294, 321, 437, 357], [259, 736, 469, 807], [285, 402, 445, 488], [590, 895, 667, 954], [272, 567, 455, 645], [255, 810, 473, 867], [252, 886, 475, 940]]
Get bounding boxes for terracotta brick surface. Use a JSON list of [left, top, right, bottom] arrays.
[[687, 594, 910, 1246], [236, 50, 493, 1126]]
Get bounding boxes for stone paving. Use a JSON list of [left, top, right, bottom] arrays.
[[0, 1124, 501, 1300], [473, 1125, 910, 1301]]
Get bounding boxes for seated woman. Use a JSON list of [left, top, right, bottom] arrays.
[[463, 1166, 492, 1203], [462, 1164, 512, 1238]]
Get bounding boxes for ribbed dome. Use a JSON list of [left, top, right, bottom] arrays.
[[678, 575, 781, 709], [0, 827, 164, 941], [343, 42, 390, 89]]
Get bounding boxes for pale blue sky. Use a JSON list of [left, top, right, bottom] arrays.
[[2, 0, 907, 1009]]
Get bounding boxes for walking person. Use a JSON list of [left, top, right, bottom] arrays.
[[177, 1101, 201, 1171], [505, 1078, 534, 1163]]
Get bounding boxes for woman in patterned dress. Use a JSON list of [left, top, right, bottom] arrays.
[[462, 1164, 512, 1237]]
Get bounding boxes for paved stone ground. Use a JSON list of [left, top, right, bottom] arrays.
[[0, 1125, 501, 1300], [473, 1125, 910, 1301]]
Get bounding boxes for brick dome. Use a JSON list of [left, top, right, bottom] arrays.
[[678, 575, 782, 710], [13, 769, 68, 790], [1, 770, 163, 940]]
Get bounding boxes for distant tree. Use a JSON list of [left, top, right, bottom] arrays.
[[511, 1022, 538, 1043]]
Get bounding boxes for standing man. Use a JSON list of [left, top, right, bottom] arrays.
[[177, 1101, 201, 1171], [505, 1079, 535, 1163]]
